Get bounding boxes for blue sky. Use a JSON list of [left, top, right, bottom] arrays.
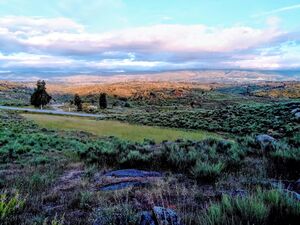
[[0, 0, 300, 77]]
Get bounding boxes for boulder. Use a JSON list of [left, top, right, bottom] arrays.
[[104, 169, 162, 178], [256, 134, 276, 146], [99, 181, 147, 191], [98, 169, 162, 191], [139, 211, 156, 225], [294, 179, 300, 193], [286, 190, 300, 201], [291, 108, 300, 114], [153, 206, 183, 225], [139, 207, 183, 225]]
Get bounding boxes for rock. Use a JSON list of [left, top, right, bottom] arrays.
[[99, 181, 147, 191], [93, 217, 104, 225], [256, 134, 276, 148], [294, 179, 300, 193], [295, 112, 300, 119], [153, 206, 183, 225], [104, 169, 162, 178], [291, 108, 300, 114], [98, 169, 162, 191], [286, 190, 300, 201], [139, 211, 156, 225]]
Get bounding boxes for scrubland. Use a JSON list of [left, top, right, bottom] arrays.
[[0, 80, 299, 225]]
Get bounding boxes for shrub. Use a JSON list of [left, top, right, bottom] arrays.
[[164, 144, 198, 171], [270, 145, 300, 179], [191, 161, 225, 182], [120, 150, 152, 168], [0, 192, 26, 220]]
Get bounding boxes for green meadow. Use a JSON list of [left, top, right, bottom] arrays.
[[22, 113, 220, 142]]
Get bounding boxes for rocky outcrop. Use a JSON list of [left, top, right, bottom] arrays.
[[139, 207, 183, 225], [104, 169, 161, 178], [255, 134, 276, 150], [97, 169, 162, 191], [256, 134, 276, 145], [153, 206, 183, 225], [291, 108, 300, 114], [140, 211, 156, 225], [99, 181, 147, 191]]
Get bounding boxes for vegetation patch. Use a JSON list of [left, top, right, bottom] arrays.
[[22, 113, 219, 142]]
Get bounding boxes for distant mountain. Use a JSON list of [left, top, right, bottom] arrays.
[[1, 69, 299, 84]]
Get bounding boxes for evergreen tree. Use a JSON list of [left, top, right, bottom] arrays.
[[30, 80, 52, 109], [74, 94, 83, 111], [99, 93, 108, 109]]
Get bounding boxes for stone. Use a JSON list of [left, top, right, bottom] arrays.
[[286, 190, 300, 201], [294, 179, 300, 193], [104, 169, 162, 178], [295, 112, 300, 119], [256, 134, 276, 146], [291, 108, 300, 114], [98, 169, 162, 191], [99, 181, 147, 191], [139, 211, 156, 225], [153, 206, 183, 225]]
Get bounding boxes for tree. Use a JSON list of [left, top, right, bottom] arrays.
[[30, 80, 52, 109], [74, 94, 83, 111], [99, 93, 107, 109], [246, 85, 251, 96]]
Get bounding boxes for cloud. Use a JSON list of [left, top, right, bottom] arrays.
[[254, 3, 300, 17], [0, 17, 285, 55], [0, 16, 84, 34], [0, 16, 299, 73]]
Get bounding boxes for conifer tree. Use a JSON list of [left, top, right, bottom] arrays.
[[99, 93, 108, 109], [30, 80, 52, 109], [74, 94, 83, 111]]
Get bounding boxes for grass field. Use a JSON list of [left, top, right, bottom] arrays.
[[22, 113, 219, 142]]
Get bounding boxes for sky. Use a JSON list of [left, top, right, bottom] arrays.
[[1, 0, 300, 77]]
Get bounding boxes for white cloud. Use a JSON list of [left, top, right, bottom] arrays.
[[0, 16, 298, 71], [227, 42, 300, 69], [0, 16, 84, 34], [0, 16, 285, 55], [256, 3, 300, 17]]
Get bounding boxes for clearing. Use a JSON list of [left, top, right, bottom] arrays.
[[22, 113, 220, 142]]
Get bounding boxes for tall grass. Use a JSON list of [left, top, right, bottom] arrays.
[[0, 192, 26, 220], [200, 189, 300, 225]]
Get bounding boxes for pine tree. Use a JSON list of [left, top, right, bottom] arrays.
[[74, 94, 83, 111], [30, 80, 52, 109], [99, 93, 108, 109]]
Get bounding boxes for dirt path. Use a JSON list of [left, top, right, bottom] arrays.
[[0, 105, 104, 118]]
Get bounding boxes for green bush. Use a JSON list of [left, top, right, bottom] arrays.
[[191, 161, 225, 182], [120, 150, 152, 168]]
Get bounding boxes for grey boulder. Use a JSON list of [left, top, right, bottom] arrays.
[[291, 108, 300, 114], [104, 169, 162, 178], [153, 206, 183, 225], [139, 207, 183, 225], [139, 211, 156, 225], [256, 134, 276, 146]]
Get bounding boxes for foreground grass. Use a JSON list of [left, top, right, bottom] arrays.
[[22, 113, 219, 142]]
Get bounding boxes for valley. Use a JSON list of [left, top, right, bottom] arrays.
[[0, 78, 299, 225]]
